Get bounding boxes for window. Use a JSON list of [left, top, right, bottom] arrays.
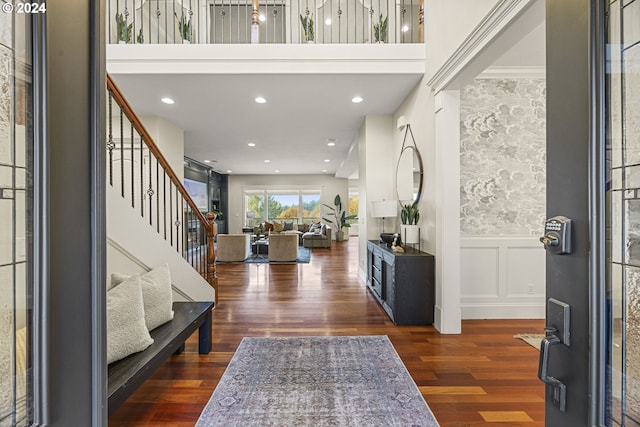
[[301, 192, 321, 223], [243, 188, 322, 225]]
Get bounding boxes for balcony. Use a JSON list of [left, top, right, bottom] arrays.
[[108, 0, 424, 45]]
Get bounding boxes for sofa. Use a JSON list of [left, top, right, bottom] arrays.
[[216, 234, 251, 262], [268, 233, 299, 261], [302, 224, 332, 248]]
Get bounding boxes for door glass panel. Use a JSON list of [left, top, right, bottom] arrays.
[[607, 1, 640, 425], [0, 7, 33, 426]]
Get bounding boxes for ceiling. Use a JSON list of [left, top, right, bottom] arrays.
[[110, 72, 423, 178]]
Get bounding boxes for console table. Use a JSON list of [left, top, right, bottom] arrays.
[[366, 240, 435, 325]]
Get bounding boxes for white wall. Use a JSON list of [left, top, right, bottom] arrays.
[[226, 174, 349, 234], [357, 115, 395, 279], [391, 79, 435, 255], [423, 1, 547, 328], [425, 0, 501, 80], [107, 184, 215, 302], [140, 115, 185, 183]]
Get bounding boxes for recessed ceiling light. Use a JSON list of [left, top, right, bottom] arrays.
[[327, 142, 336, 147], [401, 25, 409, 33], [324, 159, 330, 163], [325, 18, 332, 25], [248, 142, 256, 147], [255, 96, 267, 104], [322, 169, 328, 173], [351, 96, 363, 104], [274, 170, 280, 173], [161, 97, 175, 104], [203, 160, 211, 163], [226, 170, 232, 173], [264, 159, 271, 163], [259, 14, 266, 22]]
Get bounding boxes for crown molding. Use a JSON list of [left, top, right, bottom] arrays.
[[478, 65, 545, 79], [426, 0, 537, 93]]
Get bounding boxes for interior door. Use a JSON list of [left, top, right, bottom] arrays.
[[543, 0, 606, 425]]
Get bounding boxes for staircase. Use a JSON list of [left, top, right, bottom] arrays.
[[105, 75, 217, 303]]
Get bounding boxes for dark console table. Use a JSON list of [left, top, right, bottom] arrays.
[[366, 240, 435, 325]]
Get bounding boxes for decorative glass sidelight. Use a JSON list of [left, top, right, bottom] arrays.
[[0, 9, 33, 427], [606, 0, 640, 425]]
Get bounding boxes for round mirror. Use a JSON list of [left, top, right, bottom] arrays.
[[395, 146, 423, 205]]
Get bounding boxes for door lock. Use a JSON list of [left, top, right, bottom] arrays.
[[540, 216, 572, 254]]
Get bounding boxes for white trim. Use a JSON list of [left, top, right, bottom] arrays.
[[478, 65, 545, 79], [434, 90, 462, 334], [426, 0, 537, 93], [107, 44, 426, 75], [461, 302, 544, 319]]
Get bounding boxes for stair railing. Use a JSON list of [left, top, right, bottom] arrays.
[[106, 74, 218, 302]]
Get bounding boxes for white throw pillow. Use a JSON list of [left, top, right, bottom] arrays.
[[111, 263, 174, 331], [107, 276, 154, 364]]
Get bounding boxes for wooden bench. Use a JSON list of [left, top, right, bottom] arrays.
[[107, 301, 214, 415]]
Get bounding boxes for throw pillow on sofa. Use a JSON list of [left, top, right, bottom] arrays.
[[274, 221, 284, 232], [107, 276, 154, 364], [283, 222, 294, 231], [111, 263, 174, 331], [264, 221, 274, 232]]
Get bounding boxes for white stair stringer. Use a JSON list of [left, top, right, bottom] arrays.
[[106, 185, 214, 302]]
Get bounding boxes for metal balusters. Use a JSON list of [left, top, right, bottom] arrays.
[[156, 158, 160, 233], [120, 107, 124, 197], [175, 186, 180, 253], [107, 94, 114, 186], [163, 173, 167, 240], [139, 131, 144, 217], [130, 123, 134, 207], [169, 179, 173, 246], [148, 148, 153, 225], [108, 0, 422, 45]]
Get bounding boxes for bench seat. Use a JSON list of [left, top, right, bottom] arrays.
[[108, 301, 214, 415]]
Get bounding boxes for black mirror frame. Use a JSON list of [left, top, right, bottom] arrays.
[[395, 124, 424, 206]]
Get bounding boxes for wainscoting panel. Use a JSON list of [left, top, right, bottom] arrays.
[[506, 247, 545, 297], [461, 237, 545, 319], [460, 247, 500, 297]]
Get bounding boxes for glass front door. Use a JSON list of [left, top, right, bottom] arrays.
[[0, 7, 33, 426], [606, 0, 640, 424]]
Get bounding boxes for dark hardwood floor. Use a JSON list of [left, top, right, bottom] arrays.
[[109, 238, 545, 426]]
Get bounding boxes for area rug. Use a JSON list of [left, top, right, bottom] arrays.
[[196, 336, 439, 426], [244, 246, 311, 264], [514, 333, 544, 350]]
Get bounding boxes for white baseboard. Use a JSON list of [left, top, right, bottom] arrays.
[[433, 305, 443, 332], [461, 302, 544, 319]]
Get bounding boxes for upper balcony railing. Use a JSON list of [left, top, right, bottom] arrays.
[[108, 0, 424, 45]]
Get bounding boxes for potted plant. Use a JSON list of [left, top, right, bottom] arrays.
[[373, 14, 388, 43], [300, 13, 315, 43], [176, 13, 192, 43], [115, 12, 132, 44], [136, 28, 144, 44], [211, 209, 223, 220], [322, 195, 357, 241], [400, 202, 420, 244]]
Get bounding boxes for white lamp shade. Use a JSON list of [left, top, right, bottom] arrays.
[[370, 200, 398, 218], [246, 211, 256, 218]]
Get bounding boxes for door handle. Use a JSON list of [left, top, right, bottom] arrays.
[[538, 330, 567, 412]]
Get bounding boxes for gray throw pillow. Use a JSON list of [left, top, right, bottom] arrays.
[[111, 263, 174, 331], [283, 222, 294, 231], [107, 276, 154, 364]]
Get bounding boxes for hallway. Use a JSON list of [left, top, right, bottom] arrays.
[[109, 239, 545, 426]]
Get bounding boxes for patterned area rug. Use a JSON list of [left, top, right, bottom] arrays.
[[514, 333, 544, 350], [196, 336, 439, 426]]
